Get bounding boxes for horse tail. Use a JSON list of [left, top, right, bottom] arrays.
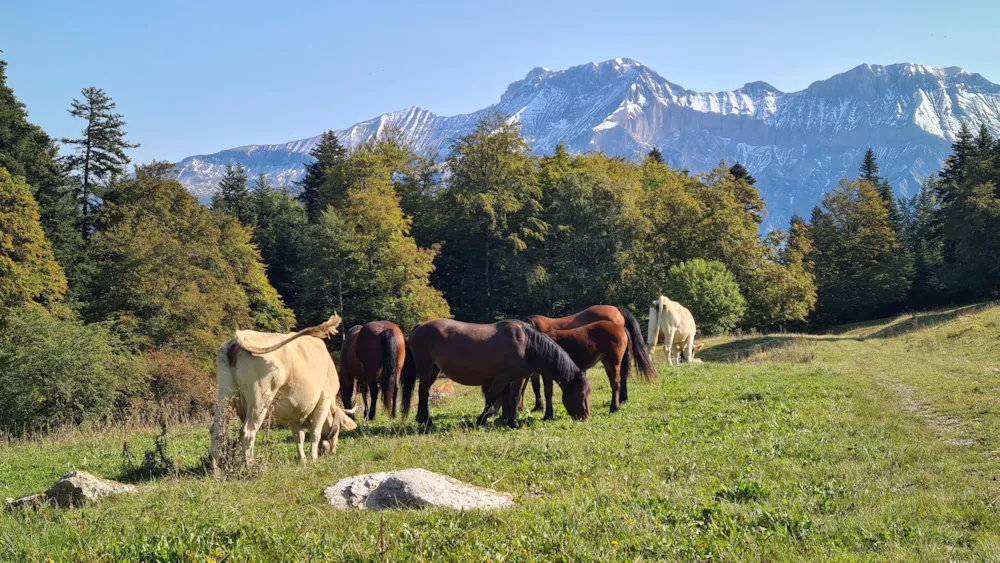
[[619, 306, 657, 381], [520, 323, 581, 385], [400, 342, 417, 419], [380, 330, 398, 418]]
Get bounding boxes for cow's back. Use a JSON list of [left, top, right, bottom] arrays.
[[228, 331, 338, 425]]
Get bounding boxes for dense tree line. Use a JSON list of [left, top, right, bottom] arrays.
[[2, 54, 997, 432]]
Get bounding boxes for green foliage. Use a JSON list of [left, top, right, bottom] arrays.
[[663, 259, 747, 335], [646, 146, 665, 164], [297, 173, 449, 332], [249, 178, 308, 307], [0, 59, 84, 297], [0, 167, 67, 308], [210, 164, 254, 226], [61, 87, 139, 237], [431, 113, 546, 321], [297, 130, 347, 222], [0, 305, 127, 434], [808, 179, 911, 325], [84, 167, 293, 369], [729, 161, 756, 186], [934, 123, 1000, 300]]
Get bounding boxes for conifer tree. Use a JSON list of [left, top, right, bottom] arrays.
[[903, 178, 944, 304], [251, 176, 307, 308], [859, 147, 879, 183], [647, 146, 665, 164], [0, 167, 67, 308], [211, 163, 253, 226], [808, 178, 911, 325], [729, 161, 756, 186], [297, 131, 346, 222], [61, 87, 139, 237]]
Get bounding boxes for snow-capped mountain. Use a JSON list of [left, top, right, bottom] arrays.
[[174, 58, 1000, 228]]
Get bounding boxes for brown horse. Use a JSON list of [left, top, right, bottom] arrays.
[[526, 305, 654, 407], [401, 319, 591, 429], [338, 321, 405, 421]]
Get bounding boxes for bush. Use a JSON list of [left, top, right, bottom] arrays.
[[141, 349, 215, 419], [0, 305, 130, 434], [663, 259, 747, 335]]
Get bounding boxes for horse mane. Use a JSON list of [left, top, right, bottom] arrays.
[[518, 321, 582, 384]]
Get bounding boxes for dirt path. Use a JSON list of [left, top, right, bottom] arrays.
[[882, 378, 974, 447]]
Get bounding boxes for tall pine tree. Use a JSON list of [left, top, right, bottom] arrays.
[[297, 131, 346, 222], [647, 146, 665, 164], [211, 163, 253, 226], [61, 87, 139, 238]]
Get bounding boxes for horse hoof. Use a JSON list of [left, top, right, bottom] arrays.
[[507, 419, 521, 429], [543, 413, 554, 421], [532, 404, 544, 412]]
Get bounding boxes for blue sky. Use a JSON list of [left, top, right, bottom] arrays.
[[2, 0, 996, 165]]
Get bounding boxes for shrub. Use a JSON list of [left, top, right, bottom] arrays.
[[663, 259, 747, 335], [0, 305, 129, 434], [141, 349, 215, 419]]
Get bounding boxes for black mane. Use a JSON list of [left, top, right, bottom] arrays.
[[519, 322, 582, 384]]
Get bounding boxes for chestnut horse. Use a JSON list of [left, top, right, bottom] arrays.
[[401, 319, 591, 429], [338, 321, 405, 420], [525, 305, 655, 408]]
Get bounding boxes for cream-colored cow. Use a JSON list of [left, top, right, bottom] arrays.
[[210, 314, 357, 469], [647, 295, 698, 365]]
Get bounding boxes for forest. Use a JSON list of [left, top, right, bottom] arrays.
[[2, 56, 999, 435]]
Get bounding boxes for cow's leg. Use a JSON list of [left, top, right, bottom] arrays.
[[543, 376, 555, 421], [289, 420, 306, 461], [308, 399, 334, 460], [327, 421, 342, 454], [604, 357, 621, 414], [241, 400, 268, 464]]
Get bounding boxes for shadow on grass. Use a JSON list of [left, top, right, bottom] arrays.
[[863, 304, 992, 340], [698, 335, 857, 363]]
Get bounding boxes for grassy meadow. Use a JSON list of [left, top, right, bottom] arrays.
[[3, 304, 1000, 561]]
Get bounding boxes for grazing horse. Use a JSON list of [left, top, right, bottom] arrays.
[[526, 305, 654, 406], [338, 321, 405, 421], [401, 319, 591, 429]]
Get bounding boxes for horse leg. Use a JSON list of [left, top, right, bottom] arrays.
[[603, 358, 621, 414], [530, 374, 544, 411], [477, 378, 510, 426], [543, 376, 555, 421], [358, 380, 369, 420], [367, 370, 379, 421], [482, 385, 500, 418], [503, 381, 522, 429], [664, 327, 677, 366], [416, 364, 437, 429]]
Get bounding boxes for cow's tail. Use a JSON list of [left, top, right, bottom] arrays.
[[235, 313, 342, 355], [380, 330, 399, 418], [400, 342, 417, 419], [619, 306, 657, 381]]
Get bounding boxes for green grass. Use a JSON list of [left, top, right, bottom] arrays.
[[3, 304, 1000, 561]]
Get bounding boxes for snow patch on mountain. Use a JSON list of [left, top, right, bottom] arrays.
[[173, 58, 1000, 228]]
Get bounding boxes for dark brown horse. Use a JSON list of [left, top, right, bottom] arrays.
[[338, 321, 405, 420], [525, 305, 654, 407], [401, 319, 591, 429]]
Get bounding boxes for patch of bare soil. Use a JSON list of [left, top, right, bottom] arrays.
[[882, 379, 974, 447]]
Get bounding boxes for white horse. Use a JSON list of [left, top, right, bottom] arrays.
[[647, 295, 698, 365]]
